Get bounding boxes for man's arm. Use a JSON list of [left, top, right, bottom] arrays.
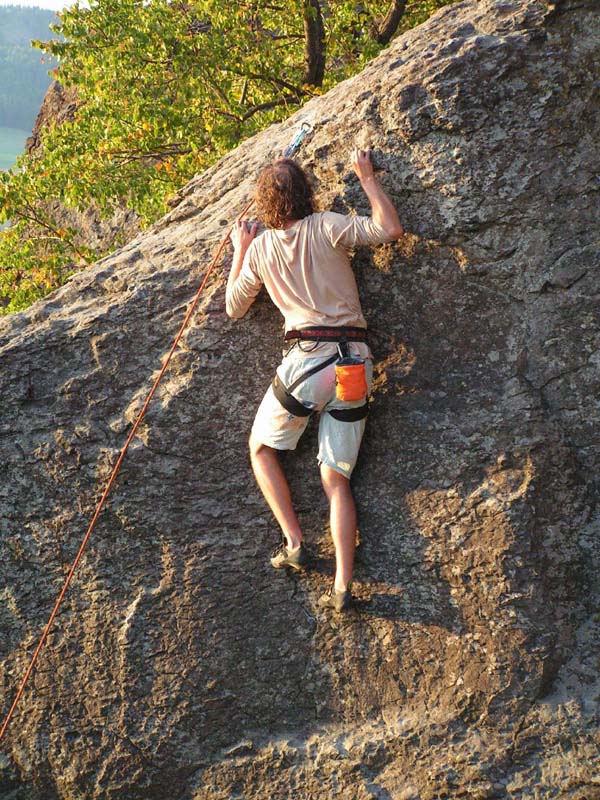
[[227, 219, 258, 301], [226, 219, 260, 319], [351, 148, 404, 240]]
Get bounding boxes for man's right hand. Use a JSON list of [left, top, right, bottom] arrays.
[[351, 147, 375, 183], [351, 147, 403, 240]]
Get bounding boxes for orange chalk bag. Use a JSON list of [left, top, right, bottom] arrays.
[[335, 356, 368, 402]]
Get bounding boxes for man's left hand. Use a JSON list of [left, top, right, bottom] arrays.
[[231, 219, 258, 253]]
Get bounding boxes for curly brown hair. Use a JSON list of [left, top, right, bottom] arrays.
[[255, 159, 315, 229]]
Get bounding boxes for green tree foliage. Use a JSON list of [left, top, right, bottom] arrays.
[[0, 0, 456, 315], [0, 7, 58, 130]]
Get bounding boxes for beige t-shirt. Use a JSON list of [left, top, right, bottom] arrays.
[[225, 211, 391, 330]]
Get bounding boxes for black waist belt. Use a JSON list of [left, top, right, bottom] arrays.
[[271, 353, 368, 423], [284, 326, 368, 343]]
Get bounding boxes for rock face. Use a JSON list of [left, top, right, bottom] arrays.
[[25, 81, 80, 154], [1, 0, 599, 797]]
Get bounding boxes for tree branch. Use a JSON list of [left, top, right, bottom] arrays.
[[241, 95, 301, 121], [374, 0, 407, 45], [106, 144, 192, 165], [18, 204, 88, 259], [229, 69, 310, 99]]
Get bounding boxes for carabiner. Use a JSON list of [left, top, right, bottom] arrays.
[[283, 122, 314, 158]]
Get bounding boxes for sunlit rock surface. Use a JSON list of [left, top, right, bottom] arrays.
[[1, 0, 599, 797]]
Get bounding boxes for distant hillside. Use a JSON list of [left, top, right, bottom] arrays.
[[0, 5, 58, 132]]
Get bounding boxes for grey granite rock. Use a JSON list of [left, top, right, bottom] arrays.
[[1, 0, 599, 797]]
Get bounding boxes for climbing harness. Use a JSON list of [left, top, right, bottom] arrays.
[[0, 120, 318, 743], [272, 353, 339, 417], [284, 325, 367, 344], [272, 327, 369, 422]]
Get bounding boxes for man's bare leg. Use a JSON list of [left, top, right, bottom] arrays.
[[320, 464, 356, 592], [249, 433, 303, 550]]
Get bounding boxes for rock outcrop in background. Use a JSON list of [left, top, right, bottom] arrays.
[[1, 0, 599, 797], [23, 81, 141, 256]]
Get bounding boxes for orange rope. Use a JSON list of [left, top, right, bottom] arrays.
[[0, 198, 255, 742]]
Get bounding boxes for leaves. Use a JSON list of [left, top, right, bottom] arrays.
[[0, 0, 458, 314]]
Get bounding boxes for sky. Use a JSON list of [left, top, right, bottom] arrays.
[[0, 0, 75, 9]]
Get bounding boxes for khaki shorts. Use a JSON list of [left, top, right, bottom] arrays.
[[251, 347, 373, 478]]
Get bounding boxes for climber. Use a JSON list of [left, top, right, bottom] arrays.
[[225, 148, 403, 612]]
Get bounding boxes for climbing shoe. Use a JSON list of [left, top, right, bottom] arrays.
[[270, 542, 309, 571], [318, 583, 354, 612]]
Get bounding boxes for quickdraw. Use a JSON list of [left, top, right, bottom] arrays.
[[283, 121, 313, 158]]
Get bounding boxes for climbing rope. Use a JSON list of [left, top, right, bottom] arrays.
[[0, 198, 256, 742], [0, 120, 314, 742]]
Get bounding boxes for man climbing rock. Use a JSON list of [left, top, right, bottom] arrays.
[[226, 148, 403, 611]]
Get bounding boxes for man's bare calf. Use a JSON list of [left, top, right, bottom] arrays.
[[249, 433, 303, 552]]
